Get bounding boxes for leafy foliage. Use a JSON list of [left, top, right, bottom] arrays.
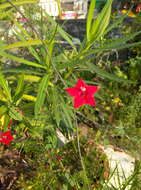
[[0, 0, 141, 189]]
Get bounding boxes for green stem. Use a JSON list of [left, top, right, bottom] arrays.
[[75, 116, 91, 190]]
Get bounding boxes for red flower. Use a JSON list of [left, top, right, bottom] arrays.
[[66, 79, 98, 108], [56, 155, 63, 161], [0, 131, 14, 145], [136, 3, 141, 12]]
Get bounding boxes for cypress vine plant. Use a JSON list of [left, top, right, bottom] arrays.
[[0, 0, 141, 141]]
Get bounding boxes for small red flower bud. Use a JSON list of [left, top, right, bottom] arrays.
[[56, 155, 63, 161], [7, 120, 12, 129]]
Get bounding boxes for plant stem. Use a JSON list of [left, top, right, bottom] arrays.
[[75, 117, 91, 190]]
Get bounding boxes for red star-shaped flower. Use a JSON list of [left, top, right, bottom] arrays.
[[0, 131, 14, 145], [66, 79, 98, 108]]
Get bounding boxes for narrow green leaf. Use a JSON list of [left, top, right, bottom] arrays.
[[22, 94, 36, 102], [86, 0, 96, 41], [13, 22, 41, 62], [15, 75, 24, 97], [5, 39, 43, 49], [5, 39, 72, 50], [43, 11, 77, 51], [51, 87, 61, 126], [9, 106, 23, 121], [0, 51, 46, 69], [0, 87, 7, 102], [0, 74, 11, 102], [93, 6, 111, 41], [61, 103, 74, 129], [102, 41, 141, 51], [86, 62, 133, 83], [0, 105, 8, 117], [0, 68, 43, 75], [86, 41, 141, 57], [14, 75, 25, 103], [0, 0, 37, 10], [0, 40, 6, 52], [104, 13, 128, 35], [90, 0, 112, 42], [102, 31, 141, 49], [60, 96, 74, 129], [34, 75, 49, 116], [3, 114, 10, 131]]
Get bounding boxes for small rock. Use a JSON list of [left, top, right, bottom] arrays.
[[101, 145, 135, 190]]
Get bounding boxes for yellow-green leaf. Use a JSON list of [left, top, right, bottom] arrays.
[[0, 74, 11, 102], [0, 105, 8, 117], [0, 0, 37, 10], [34, 75, 49, 115], [22, 94, 37, 102], [9, 106, 23, 121]]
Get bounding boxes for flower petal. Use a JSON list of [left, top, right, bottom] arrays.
[[86, 85, 98, 96], [85, 95, 96, 106], [0, 131, 14, 145], [74, 96, 85, 108], [66, 87, 79, 96], [76, 79, 86, 88]]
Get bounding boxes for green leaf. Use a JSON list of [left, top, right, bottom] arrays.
[[0, 51, 46, 69], [0, 0, 37, 10], [0, 74, 11, 102], [0, 87, 7, 102], [0, 40, 6, 52], [34, 75, 49, 116], [102, 31, 141, 49], [89, 0, 112, 44], [0, 105, 8, 117], [14, 75, 25, 103], [3, 114, 10, 131], [86, 62, 133, 83], [86, 0, 96, 41], [51, 87, 61, 126], [14, 75, 24, 97], [9, 106, 23, 121], [103, 41, 141, 51], [43, 11, 77, 51], [61, 103, 74, 130], [104, 13, 128, 35], [22, 94, 36, 102], [13, 22, 41, 62], [60, 96, 74, 130], [0, 68, 43, 75], [87, 41, 141, 57], [5, 39, 43, 50], [82, 30, 141, 57]]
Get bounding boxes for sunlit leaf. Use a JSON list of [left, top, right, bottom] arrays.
[[0, 74, 11, 102], [85, 62, 133, 83], [34, 75, 49, 116], [0, 0, 37, 10], [9, 106, 23, 121]]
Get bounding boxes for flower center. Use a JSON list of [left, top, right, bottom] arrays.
[[3, 136, 7, 139], [80, 86, 86, 92]]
